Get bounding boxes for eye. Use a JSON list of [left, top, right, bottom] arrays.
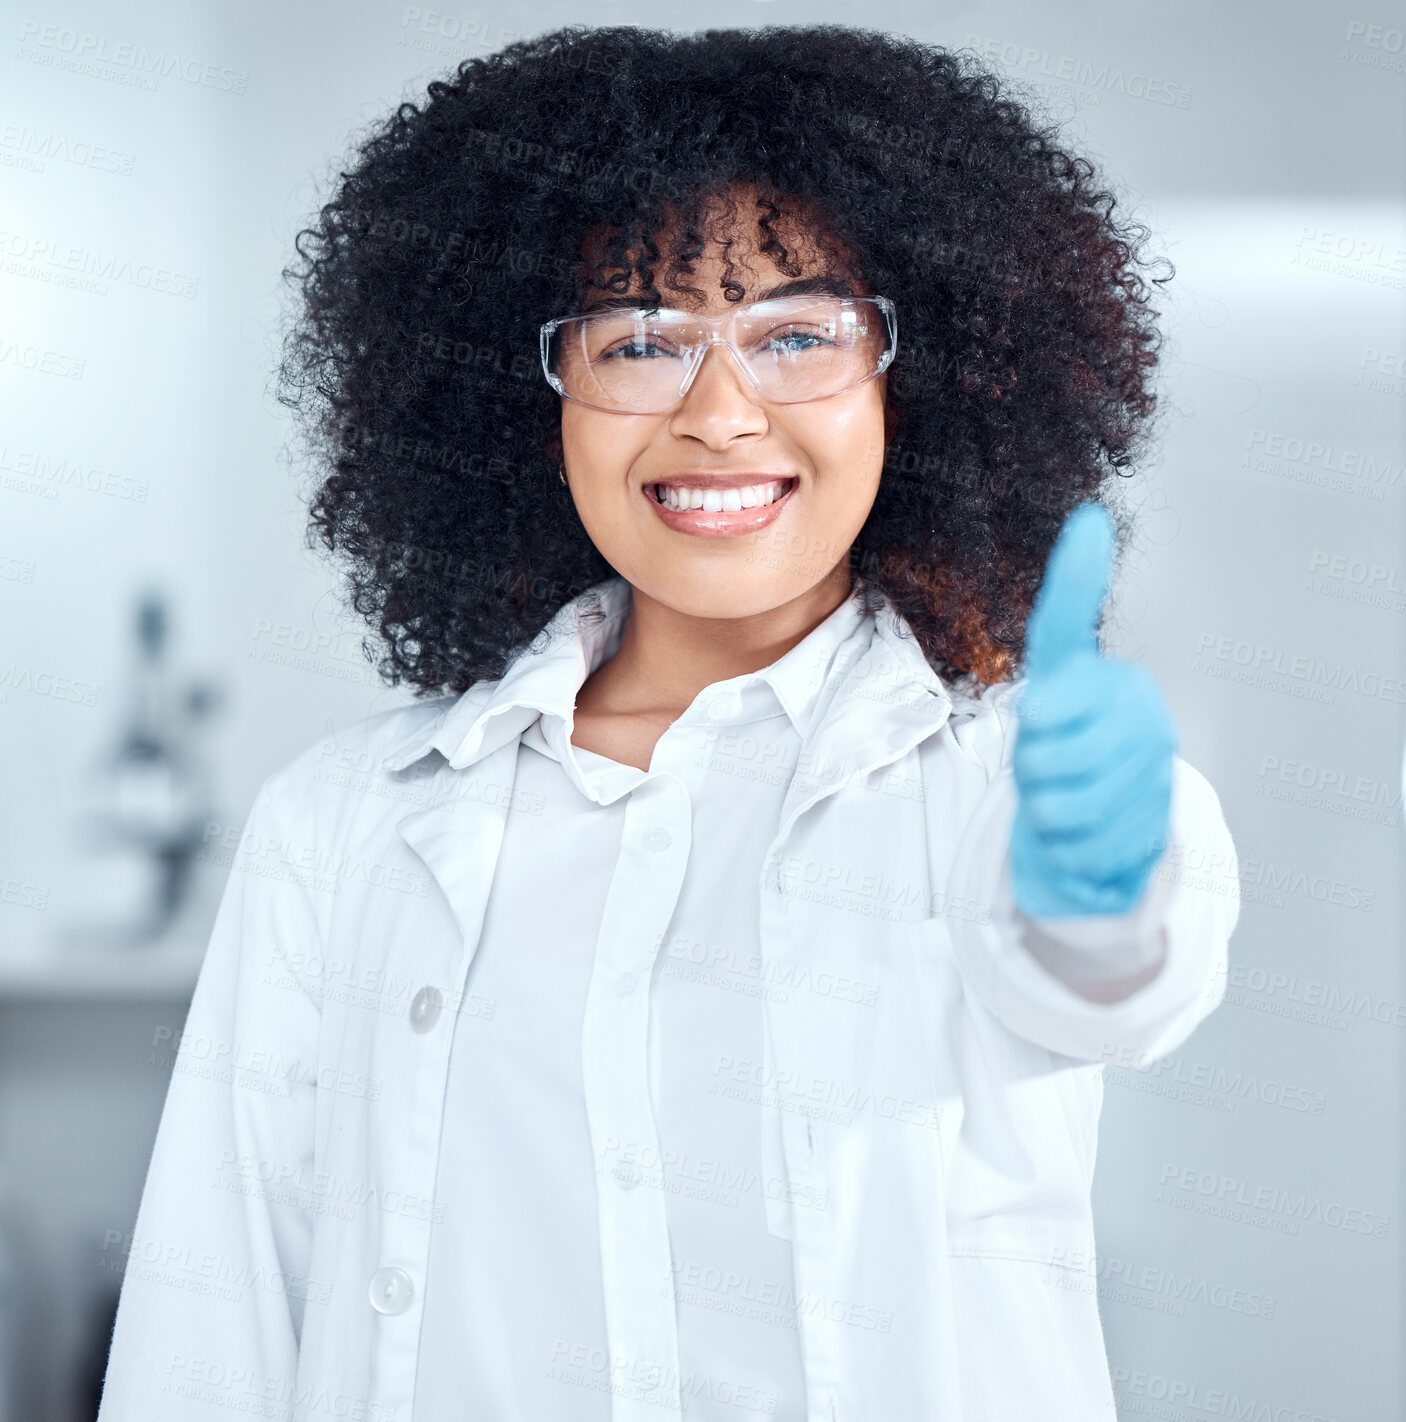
[[599, 337, 670, 361], [759, 324, 833, 354]]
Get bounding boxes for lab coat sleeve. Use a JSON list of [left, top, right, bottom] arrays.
[[98, 771, 323, 1419], [942, 683, 1241, 1064], [1015, 863, 1175, 989]]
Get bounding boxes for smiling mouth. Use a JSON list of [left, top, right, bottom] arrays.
[[647, 477, 798, 511], [642, 475, 799, 539]]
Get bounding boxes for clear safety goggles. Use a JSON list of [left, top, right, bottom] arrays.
[[539, 294, 898, 415]]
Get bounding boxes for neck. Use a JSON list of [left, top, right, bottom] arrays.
[[584, 566, 855, 719]]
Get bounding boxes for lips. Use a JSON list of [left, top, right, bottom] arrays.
[[645, 475, 799, 539]]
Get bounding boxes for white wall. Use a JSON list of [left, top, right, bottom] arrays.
[[1099, 196, 1404, 1419]]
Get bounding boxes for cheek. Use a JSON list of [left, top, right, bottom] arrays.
[[821, 381, 886, 454], [803, 396, 887, 503], [560, 403, 614, 474], [561, 405, 653, 496]]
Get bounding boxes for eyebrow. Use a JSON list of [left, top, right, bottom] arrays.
[[580, 276, 857, 314]]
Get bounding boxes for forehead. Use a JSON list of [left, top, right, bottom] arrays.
[[578, 185, 862, 309]]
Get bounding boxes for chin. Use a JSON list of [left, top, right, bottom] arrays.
[[636, 562, 821, 620]]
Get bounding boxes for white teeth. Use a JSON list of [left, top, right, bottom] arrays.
[[657, 480, 791, 512]]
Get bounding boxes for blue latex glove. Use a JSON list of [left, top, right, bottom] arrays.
[[1010, 502, 1178, 918]]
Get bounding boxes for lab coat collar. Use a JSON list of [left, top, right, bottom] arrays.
[[379, 573, 961, 778]]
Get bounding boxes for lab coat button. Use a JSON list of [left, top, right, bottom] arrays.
[[614, 972, 637, 996], [642, 827, 671, 852], [408, 986, 443, 1033], [368, 1266, 414, 1315]]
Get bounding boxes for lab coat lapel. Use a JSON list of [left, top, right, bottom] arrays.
[[762, 742, 965, 1419], [758, 615, 968, 1417], [392, 736, 520, 993], [773, 601, 953, 842]]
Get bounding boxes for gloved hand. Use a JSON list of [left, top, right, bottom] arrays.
[[1010, 502, 1177, 918]]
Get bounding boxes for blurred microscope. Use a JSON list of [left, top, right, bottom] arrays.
[[63, 589, 222, 949]]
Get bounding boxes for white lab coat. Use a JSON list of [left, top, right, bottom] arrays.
[[98, 576, 1239, 1422]]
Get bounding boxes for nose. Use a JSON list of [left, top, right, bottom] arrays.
[[675, 337, 762, 402], [666, 339, 770, 446]]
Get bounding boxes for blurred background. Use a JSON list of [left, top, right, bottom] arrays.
[[0, 0, 1402, 1416]]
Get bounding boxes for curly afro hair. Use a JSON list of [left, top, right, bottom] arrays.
[[277, 23, 1171, 699]]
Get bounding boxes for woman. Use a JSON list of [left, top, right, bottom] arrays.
[[99, 24, 1239, 1422]]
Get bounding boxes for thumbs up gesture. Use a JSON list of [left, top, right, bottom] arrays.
[[1010, 503, 1177, 919]]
